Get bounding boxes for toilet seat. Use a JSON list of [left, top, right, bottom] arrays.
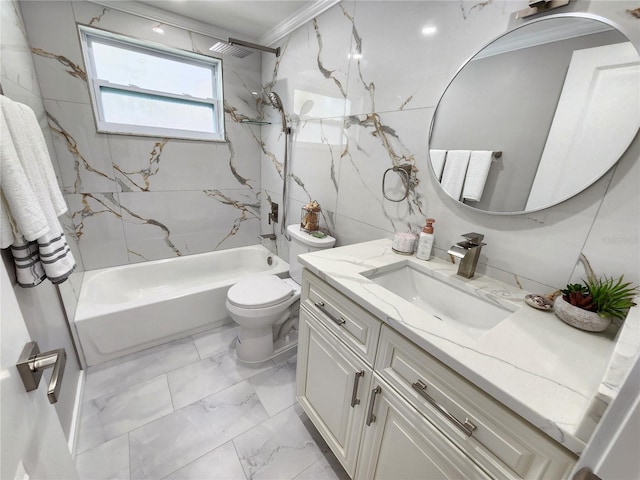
[[227, 274, 294, 309]]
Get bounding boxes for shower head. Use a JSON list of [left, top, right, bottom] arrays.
[[209, 40, 253, 58], [209, 37, 280, 58], [269, 92, 288, 133]]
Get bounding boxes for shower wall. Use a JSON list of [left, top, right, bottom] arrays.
[[259, 0, 640, 292], [19, 1, 263, 273]]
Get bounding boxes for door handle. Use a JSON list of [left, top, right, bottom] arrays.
[[16, 341, 67, 404]]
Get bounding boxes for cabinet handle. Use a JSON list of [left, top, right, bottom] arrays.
[[412, 380, 477, 437], [366, 385, 382, 426], [351, 370, 365, 407], [314, 301, 346, 326]]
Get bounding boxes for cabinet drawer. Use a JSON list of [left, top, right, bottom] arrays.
[[376, 326, 576, 480], [302, 270, 381, 365]]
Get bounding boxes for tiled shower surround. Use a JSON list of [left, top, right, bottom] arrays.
[[17, 0, 640, 297]]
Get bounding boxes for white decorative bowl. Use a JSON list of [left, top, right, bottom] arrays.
[[553, 296, 611, 332]]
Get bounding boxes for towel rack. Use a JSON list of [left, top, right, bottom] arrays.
[[383, 164, 415, 202]]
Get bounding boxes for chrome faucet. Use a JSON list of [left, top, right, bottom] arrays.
[[447, 232, 486, 279], [259, 233, 276, 241]]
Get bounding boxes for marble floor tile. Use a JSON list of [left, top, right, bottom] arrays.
[[233, 406, 323, 480], [293, 457, 350, 480], [167, 349, 273, 410], [164, 441, 247, 480], [129, 381, 268, 480], [91, 376, 174, 441], [249, 354, 297, 417], [75, 435, 130, 480], [84, 338, 200, 401], [192, 323, 239, 359]]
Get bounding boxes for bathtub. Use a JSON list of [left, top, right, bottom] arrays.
[[74, 245, 288, 366]]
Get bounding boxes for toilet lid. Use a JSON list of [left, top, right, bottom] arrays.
[[227, 274, 294, 308]]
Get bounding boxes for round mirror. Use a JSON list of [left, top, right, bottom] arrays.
[[429, 14, 640, 214]]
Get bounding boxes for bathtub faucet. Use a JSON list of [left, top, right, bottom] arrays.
[[259, 233, 276, 241]]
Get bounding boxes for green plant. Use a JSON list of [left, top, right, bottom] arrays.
[[562, 275, 639, 320]]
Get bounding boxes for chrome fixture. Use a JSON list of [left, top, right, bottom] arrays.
[[269, 91, 292, 240], [269, 91, 290, 134], [447, 232, 486, 279], [516, 0, 570, 19], [259, 233, 276, 241], [209, 37, 280, 58], [412, 380, 477, 436], [16, 341, 66, 404], [382, 164, 416, 202]]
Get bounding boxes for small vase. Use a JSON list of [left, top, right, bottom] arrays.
[[553, 296, 611, 332]]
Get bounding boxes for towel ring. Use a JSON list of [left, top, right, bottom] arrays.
[[383, 164, 414, 202]]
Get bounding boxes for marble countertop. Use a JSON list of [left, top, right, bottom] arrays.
[[298, 239, 638, 455]]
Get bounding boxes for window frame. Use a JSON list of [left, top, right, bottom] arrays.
[[78, 25, 225, 142]]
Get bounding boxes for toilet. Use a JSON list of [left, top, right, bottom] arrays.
[[226, 224, 335, 363]]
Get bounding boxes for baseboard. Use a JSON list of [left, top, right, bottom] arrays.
[[67, 370, 85, 456]]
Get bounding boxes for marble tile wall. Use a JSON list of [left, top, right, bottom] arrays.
[[260, 0, 640, 292], [18, 0, 264, 272], [17, 0, 640, 296]]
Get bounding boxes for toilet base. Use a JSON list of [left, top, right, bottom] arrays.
[[235, 329, 298, 366]]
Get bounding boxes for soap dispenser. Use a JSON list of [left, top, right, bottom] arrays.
[[416, 218, 435, 260]]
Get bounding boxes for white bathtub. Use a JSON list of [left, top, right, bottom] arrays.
[[74, 245, 288, 366]]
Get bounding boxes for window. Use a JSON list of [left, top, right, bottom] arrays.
[[79, 26, 225, 141]]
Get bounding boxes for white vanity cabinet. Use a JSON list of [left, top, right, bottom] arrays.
[[356, 374, 491, 479], [297, 307, 373, 476], [297, 270, 577, 479], [297, 269, 382, 477]]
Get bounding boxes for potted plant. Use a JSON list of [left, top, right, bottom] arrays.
[[554, 275, 638, 332]]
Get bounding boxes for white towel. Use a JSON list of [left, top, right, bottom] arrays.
[[429, 150, 447, 181], [440, 150, 470, 200], [0, 95, 76, 286], [462, 150, 493, 202], [1, 114, 50, 247]]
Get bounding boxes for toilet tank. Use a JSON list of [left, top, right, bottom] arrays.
[[287, 224, 336, 284]]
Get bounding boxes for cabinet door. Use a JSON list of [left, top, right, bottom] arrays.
[[356, 377, 490, 480], [297, 306, 372, 477]]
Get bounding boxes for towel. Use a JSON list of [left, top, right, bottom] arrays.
[[462, 150, 493, 202], [440, 150, 470, 200], [1, 114, 50, 247], [0, 95, 76, 286], [429, 150, 447, 181]]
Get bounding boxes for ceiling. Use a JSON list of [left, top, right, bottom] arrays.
[[135, 0, 320, 42]]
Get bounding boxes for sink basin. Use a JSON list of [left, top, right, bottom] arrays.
[[363, 264, 515, 338]]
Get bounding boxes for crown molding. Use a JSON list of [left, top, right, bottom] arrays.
[[86, 0, 236, 42], [258, 0, 342, 46], [87, 0, 342, 48]]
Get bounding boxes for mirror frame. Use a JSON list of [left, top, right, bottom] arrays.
[[428, 12, 640, 215]]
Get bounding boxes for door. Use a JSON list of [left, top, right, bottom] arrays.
[[526, 41, 640, 210], [1, 261, 78, 479], [571, 350, 640, 480], [296, 307, 372, 477], [356, 376, 490, 480]]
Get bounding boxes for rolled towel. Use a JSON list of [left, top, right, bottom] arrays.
[[463, 150, 493, 202], [440, 150, 470, 200], [429, 150, 447, 181]]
